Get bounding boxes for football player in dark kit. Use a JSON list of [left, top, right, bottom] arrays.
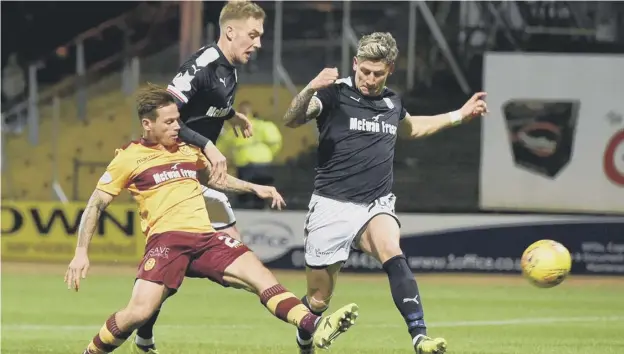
[[284, 32, 489, 354]]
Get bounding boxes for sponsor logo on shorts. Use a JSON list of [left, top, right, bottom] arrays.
[[147, 246, 170, 259], [144, 258, 156, 271]]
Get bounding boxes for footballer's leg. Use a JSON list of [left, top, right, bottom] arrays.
[[186, 233, 358, 350], [83, 280, 168, 354], [295, 263, 342, 353], [132, 188, 239, 352], [132, 305, 162, 353], [126, 232, 193, 354], [294, 193, 364, 352], [358, 213, 446, 354]]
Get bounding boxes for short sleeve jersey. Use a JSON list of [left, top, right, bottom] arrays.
[[167, 44, 237, 143], [96, 140, 215, 239], [311, 76, 407, 204]]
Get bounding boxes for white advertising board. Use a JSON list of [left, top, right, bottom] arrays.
[[481, 53, 624, 214], [235, 210, 624, 275]]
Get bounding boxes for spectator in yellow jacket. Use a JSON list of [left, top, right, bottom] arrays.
[[217, 101, 283, 208]]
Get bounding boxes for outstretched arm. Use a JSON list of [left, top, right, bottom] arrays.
[[401, 112, 463, 138], [198, 168, 286, 210], [401, 92, 488, 139], [198, 168, 254, 194], [65, 189, 114, 291], [76, 189, 114, 249]]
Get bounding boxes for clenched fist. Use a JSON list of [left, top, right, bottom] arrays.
[[309, 68, 339, 91]]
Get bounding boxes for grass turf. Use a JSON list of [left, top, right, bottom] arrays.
[[2, 262, 624, 353]]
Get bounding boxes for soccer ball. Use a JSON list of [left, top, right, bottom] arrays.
[[521, 240, 572, 288]]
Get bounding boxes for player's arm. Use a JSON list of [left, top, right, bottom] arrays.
[[65, 151, 130, 291], [196, 150, 286, 209], [198, 167, 253, 194], [283, 68, 339, 128], [76, 190, 114, 249], [65, 190, 114, 292], [401, 112, 462, 138], [401, 92, 488, 138]]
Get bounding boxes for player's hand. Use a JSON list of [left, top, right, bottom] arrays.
[[251, 185, 287, 210], [65, 248, 90, 292], [229, 112, 253, 138], [203, 143, 228, 185], [459, 92, 489, 121], [309, 68, 339, 91]]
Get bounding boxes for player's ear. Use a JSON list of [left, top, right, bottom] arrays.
[[225, 24, 235, 41], [141, 118, 152, 132], [388, 63, 395, 76], [352, 56, 358, 72]]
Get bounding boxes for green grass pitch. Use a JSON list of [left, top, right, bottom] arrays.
[[2, 262, 624, 353]]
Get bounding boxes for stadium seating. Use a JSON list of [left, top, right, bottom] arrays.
[[1, 82, 318, 202]]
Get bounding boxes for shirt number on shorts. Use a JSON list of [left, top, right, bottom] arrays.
[[218, 235, 242, 248]]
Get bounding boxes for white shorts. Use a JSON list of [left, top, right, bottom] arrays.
[[303, 193, 399, 267], [201, 186, 237, 230]]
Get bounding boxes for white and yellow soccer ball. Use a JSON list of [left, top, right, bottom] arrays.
[[521, 239, 572, 288]]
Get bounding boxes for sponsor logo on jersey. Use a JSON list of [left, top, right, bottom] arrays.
[[205, 105, 232, 118], [349, 117, 397, 135], [152, 167, 197, 184]]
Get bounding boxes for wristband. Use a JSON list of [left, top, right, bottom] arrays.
[[449, 110, 463, 125]]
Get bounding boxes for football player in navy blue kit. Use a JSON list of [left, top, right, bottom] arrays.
[[284, 32, 488, 354]]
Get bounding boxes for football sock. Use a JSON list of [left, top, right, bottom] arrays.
[[84, 313, 132, 354], [135, 308, 159, 350], [135, 334, 156, 351], [297, 295, 327, 347], [383, 255, 428, 343], [260, 284, 321, 335]]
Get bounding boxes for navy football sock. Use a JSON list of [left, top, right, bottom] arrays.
[[383, 255, 427, 342]]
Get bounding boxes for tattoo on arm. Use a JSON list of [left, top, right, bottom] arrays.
[[283, 86, 321, 128], [205, 169, 254, 194], [77, 191, 111, 248]]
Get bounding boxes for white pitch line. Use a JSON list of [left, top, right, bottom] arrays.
[[3, 316, 623, 332]]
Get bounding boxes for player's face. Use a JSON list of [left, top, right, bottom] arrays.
[[229, 17, 264, 64], [353, 58, 394, 96], [142, 104, 181, 147]]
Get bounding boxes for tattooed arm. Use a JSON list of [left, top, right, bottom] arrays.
[[65, 189, 114, 291], [283, 85, 322, 128], [198, 168, 287, 210], [76, 190, 114, 249], [283, 67, 339, 128], [198, 168, 254, 194]]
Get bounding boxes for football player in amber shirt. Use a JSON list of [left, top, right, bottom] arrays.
[[64, 84, 359, 354]]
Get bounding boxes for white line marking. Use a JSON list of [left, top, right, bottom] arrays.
[[3, 316, 623, 332]]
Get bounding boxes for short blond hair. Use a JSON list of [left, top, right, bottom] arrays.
[[219, 1, 266, 27], [356, 32, 399, 65]]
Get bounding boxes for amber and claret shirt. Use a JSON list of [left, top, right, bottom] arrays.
[[96, 139, 215, 239]]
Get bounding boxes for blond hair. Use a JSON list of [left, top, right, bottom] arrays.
[[136, 83, 175, 121], [356, 32, 399, 65], [219, 1, 266, 27]]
